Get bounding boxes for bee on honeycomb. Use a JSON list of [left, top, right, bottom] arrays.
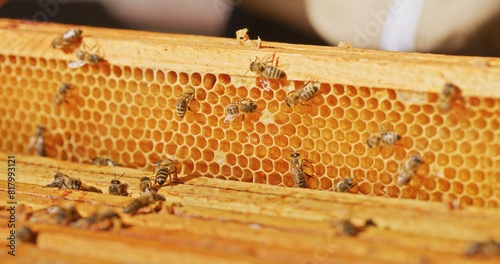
[[248, 52, 286, 91]]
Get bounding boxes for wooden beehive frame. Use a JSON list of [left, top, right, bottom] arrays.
[[0, 19, 499, 262]]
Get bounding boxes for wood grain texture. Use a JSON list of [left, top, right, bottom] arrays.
[[0, 19, 499, 98], [0, 153, 499, 263]]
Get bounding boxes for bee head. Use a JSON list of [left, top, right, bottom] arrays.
[[249, 101, 257, 111], [88, 54, 103, 63], [410, 155, 424, 164], [443, 83, 458, 96], [76, 49, 86, 60], [153, 160, 163, 167], [110, 179, 121, 185], [140, 177, 151, 182], [365, 137, 380, 148], [290, 152, 300, 159], [36, 125, 46, 134], [241, 100, 257, 112], [249, 61, 257, 73], [62, 83, 71, 89], [75, 28, 83, 36], [73, 179, 82, 189], [51, 39, 58, 49]]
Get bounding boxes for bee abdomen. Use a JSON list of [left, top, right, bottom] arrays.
[[176, 100, 188, 118], [156, 167, 170, 186], [109, 185, 118, 195], [291, 167, 307, 188], [397, 171, 412, 186], [294, 174, 307, 188], [380, 132, 401, 145], [35, 142, 46, 157], [226, 105, 240, 115], [301, 85, 318, 101], [123, 200, 143, 214], [264, 66, 285, 79]]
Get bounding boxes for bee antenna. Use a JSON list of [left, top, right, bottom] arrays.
[[117, 172, 125, 180], [53, 164, 60, 174]]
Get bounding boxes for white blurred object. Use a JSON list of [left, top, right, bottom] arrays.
[[100, 0, 233, 35], [379, 0, 425, 52], [305, 0, 500, 52]]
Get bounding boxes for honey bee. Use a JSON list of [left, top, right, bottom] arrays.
[[109, 173, 129, 196], [68, 43, 104, 69], [335, 177, 356, 193], [46, 169, 82, 190], [51, 204, 83, 225], [290, 150, 312, 188], [51, 28, 82, 49], [248, 52, 286, 91], [224, 99, 259, 123], [29, 204, 82, 225], [46, 168, 103, 193], [366, 130, 401, 149], [53, 82, 72, 105], [17, 226, 37, 243], [92, 157, 118, 166], [175, 87, 196, 118], [466, 240, 500, 256], [27, 125, 46, 157], [339, 219, 359, 236], [397, 155, 424, 186], [335, 219, 376, 237], [139, 177, 153, 196], [153, 159, 180, 186], [285, 83, 319, 107], [439, 82, 464, 112], [73, 208, 123, 231], [123, 192, 166, 215]]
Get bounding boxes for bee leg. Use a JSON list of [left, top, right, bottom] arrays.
[[241, 114, 245, 122], [302, 159, 311, 164]]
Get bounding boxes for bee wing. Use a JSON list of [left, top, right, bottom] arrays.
[[62, 29, 78, 39], [27, 136, 36, 153], [68, 60, 86, 69], [260, 53, 274, 64], [276, 63, 290, 71], [224, 113, 243, 123], [175, 95, 186, 106], [258, 78, 271, 91]]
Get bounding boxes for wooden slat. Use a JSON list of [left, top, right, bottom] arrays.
[[0, 153, 499, 263], [0, 19, 499, 97]]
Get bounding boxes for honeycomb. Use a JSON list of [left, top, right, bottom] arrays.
[[0, 20, 499, 208]]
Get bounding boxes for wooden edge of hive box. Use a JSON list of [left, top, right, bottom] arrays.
[[0, 19, 499, 98]]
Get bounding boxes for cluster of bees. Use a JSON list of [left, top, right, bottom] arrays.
[[20, 203, 122, 231], [16, 203, 123, 244], [175, 36, 465, 192], [43, 158, 178, 214], [31, 28, 468, 197]]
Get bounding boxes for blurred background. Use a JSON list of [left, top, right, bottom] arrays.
[[1, 0, 500, 56]]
